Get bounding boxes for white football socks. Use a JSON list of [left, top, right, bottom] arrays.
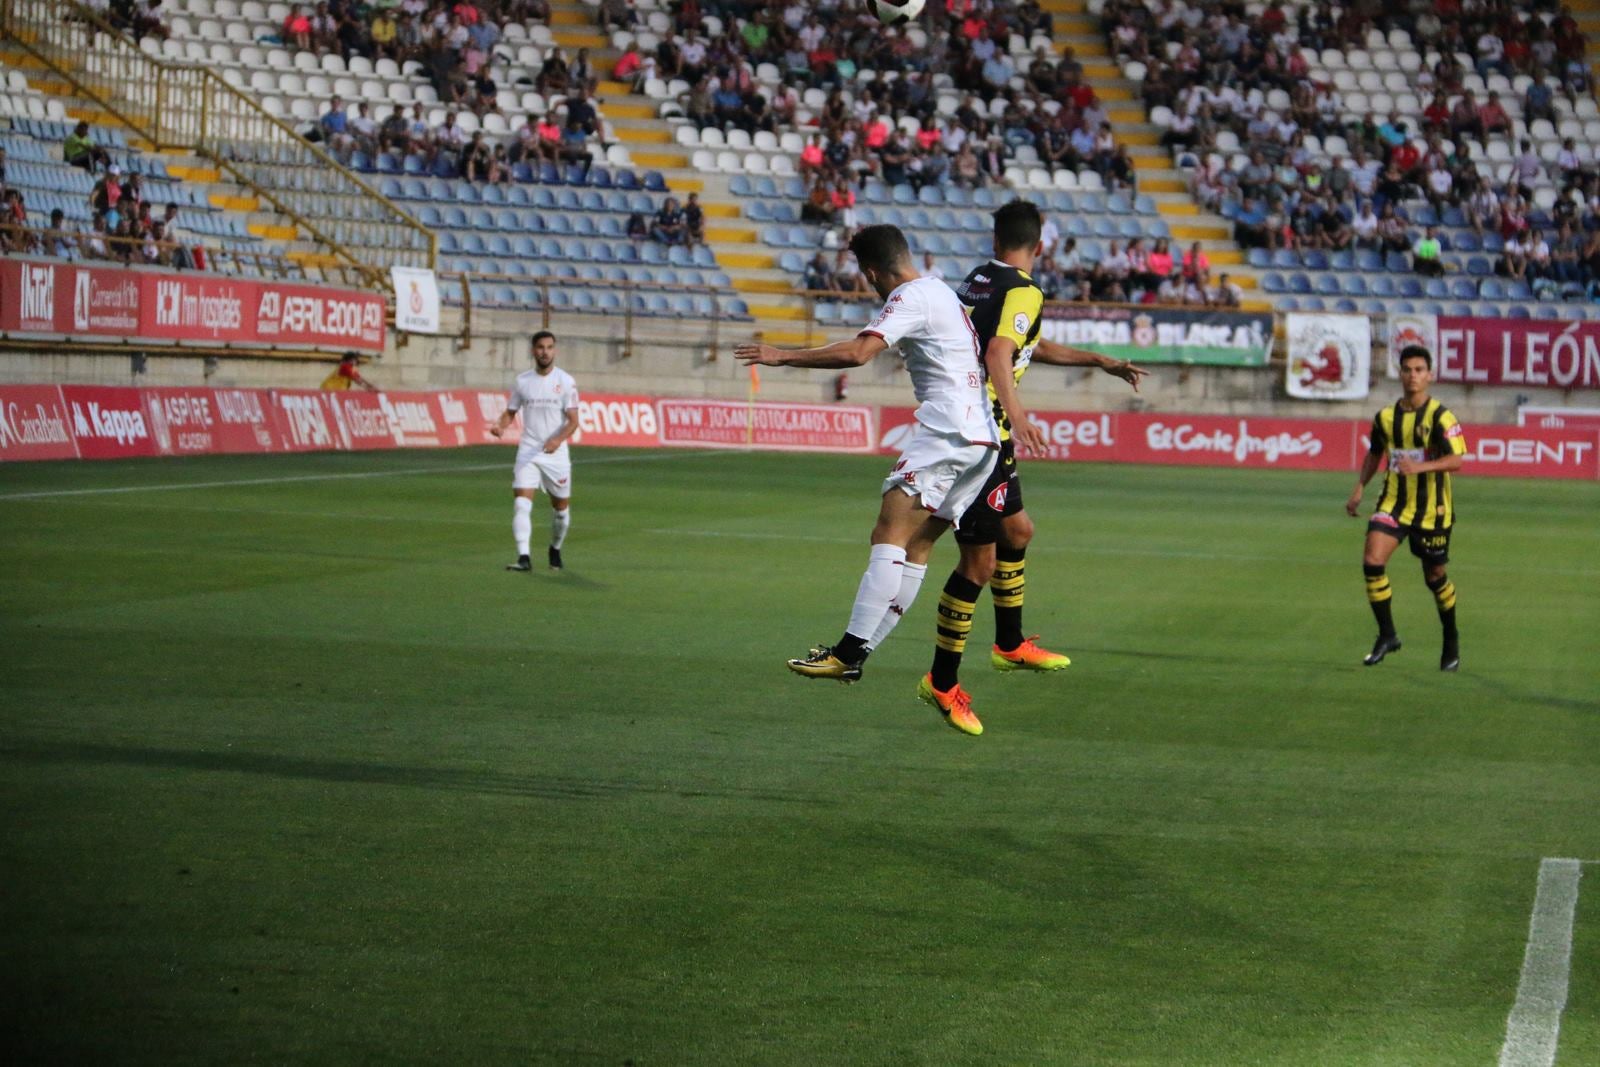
[[512, 496, 533, 556], [844, 543, 908, 642], [866, 560, 927, 651], [551, 507, 570, 550]]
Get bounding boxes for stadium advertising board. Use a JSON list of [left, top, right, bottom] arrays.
[[1387, 313, 1600, 389], [1461, 425, 1600, 479], [142, 386, 280, 456], [1517, 405, 1600, 430], [0, 385, 78, 461], [58, 385, 162, 459], [656, 398, 876, 452], [0, 259, 385, 352], [1120, 413, 1360, 470], [1285, 314, 1371, 400], [1040, 305, 1273, 367]]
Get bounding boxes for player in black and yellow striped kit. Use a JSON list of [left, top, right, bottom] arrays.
[[1346, 345, 1469, 670], [923, 200, 1148, 719]]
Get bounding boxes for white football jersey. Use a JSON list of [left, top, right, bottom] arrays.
[[508, 366, 579, 458], [860, 277, 997, 445]]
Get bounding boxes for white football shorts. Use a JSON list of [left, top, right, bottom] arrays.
[[881, 424, 997, 524], [513, 447, 572, 497]]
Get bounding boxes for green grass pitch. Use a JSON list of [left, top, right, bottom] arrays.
[[2, 446, 1597, 1065]]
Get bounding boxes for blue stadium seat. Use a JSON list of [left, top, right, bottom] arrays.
[[1506, 303, 1531, 318], [614, 169, 640, 190], [1465, 256, 1492, 276], [598, 216, 624, 238], [1385, 252, 1411, 273], [1398, 277, 1424, 297], [1450, 278, 1479, 299], [487, 234, 512, 256], [1355, 249, 1384, 272], [571, 215, 597, 237], [1247, 248, 1271, 268], [643, 171, 668, 192], [1305, 250, 1331, 270], [1271, 249, 1299, 268], [545, 213, 572, 235], [1334, 298, 1359, 313], [1368, 275, 1397, 297], [1454, 232, 1481, 253], [1341, 274, 1368, 295], [1276, 296, 1299, 311], [1298, 296, 1325, 310], [591, 167, 613, 189], [460, 232, 486, 254], [511, 163, 534, 183], [1261, 272, 1286, 293], [1423, 278, 1450, 298], [1288, 273, 1312, 294], [1314, 274, 1342, 295]]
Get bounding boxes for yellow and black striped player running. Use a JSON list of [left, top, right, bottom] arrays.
[[1345, 344, 1469, 671]]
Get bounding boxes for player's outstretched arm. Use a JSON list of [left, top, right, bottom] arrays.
[[734, 334, 887, 370], [1346, 449, 1384, 516], [1032, 337, 1149, 391], [1395, 453, 1464, 476]]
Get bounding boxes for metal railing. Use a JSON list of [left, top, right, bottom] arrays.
[[0, 0, 435, 289], [440, 271, 734, 360], [0, 222, 381, 283]]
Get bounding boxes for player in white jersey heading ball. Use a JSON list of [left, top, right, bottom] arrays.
[[490, 330, 579, 572], [736, 224, 1045, 736]]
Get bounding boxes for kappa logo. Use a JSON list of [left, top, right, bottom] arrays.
[[987, 483, 1008, 511]]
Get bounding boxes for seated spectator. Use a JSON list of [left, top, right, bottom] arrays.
[[625, 211, 647, 242], [1450, 90, 1484, 144], [830, 248, 870, 296], [1233, 197, 1270, 249], [1378, 204, 1412, 253], [161, 203, 193, 269], [318, 96, 353, 157], [44, 208, 75, 259], [462, 131, 493, 182], [284, 4, 312, 50], [800, 178, 836, 225], [90, 164, 123, 216], [349, 102, 378, 156], [598, 0, 637, 34], [798, 133, 825, 180], [570, 48, 600, 97], [828, 179, 857, 232], [379, 106, 411, 156], [1526, 228, 1553, 280], [1479, 91, 1512, 140], [81, 213, 109, 260], [561, 90, 597, 163], [801, 250, 831, 292], [63, 121, 110, 173], [533, 114, 563, 165], [1213, 273, 1243, 307], [1413, 226, 1445, 277], [613, 42, 648, 88], [920, 251, 944, 281], [651, 197, 685, 244], [1526, 73, 1557, 124], [1351, 201, 1380, 249], [683, 192, 705, 249]]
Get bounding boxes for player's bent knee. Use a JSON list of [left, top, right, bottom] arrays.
[[1001, 513, 1034, 550], [958, 545, 996, 586]]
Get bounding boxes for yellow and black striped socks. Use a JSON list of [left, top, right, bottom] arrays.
[[930, 572, 982, 691], [992, 548, 1026, 653], [1426, 573, 1458, 639], [1364, 563, 1395, 637]]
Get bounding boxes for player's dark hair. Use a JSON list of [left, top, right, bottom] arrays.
[[532, 330, 556, 347], [993, 199, 1043, 253], [848, 224, 912, 274], [1399, 344, 1432, 370]]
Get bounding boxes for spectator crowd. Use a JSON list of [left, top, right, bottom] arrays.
[[1107, 0, 1600, 297]]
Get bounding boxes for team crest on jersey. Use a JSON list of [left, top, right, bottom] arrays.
[[1445, 422, 1462, 438], [987, 483, 1008, 511]]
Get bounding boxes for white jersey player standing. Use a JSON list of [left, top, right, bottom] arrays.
[[735, 224, 1045, 736], [490, 330, 579, 572]]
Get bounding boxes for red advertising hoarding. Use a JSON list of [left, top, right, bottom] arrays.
[[1389, 313, 1600, 389], [2, 383, 1595, 481], [58, 385, 162, 459], [656, 398, 876, 452], [0, 259, 384, 352], [1462, 424, 1600, 480], [0, 385, 78, 461]]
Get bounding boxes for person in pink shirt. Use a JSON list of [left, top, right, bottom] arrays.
[[915, 117, 942, 153], [1181, 241, 1210, 283], [799, 132, 825, 179], [1147, 237, 1174, 280]]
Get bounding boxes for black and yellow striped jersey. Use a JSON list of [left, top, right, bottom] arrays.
[[1369, 397, 1468, 529], [953, 260, 1044, 442]]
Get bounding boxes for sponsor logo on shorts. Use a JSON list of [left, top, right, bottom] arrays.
[[987, 483, 1008, 511], [1372, 512, 1399, 527]]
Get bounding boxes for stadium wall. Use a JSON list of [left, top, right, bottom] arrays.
[[3, 383, 1595, 481], [4, 323, 1599, 432]]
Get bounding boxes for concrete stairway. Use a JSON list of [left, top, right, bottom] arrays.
[[1039, 0, 1259, 304]]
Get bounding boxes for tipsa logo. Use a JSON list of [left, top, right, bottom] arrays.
[[20, 264, 54, 325], [278, 394, 332, 447]]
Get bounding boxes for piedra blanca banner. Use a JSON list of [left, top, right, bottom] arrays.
[[2, 385, 1595, 479], [1040, 305, 1274, 367]]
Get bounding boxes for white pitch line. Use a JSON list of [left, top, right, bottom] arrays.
[[0, 449, 719, 502], [1500, 857, 1584, 1067]]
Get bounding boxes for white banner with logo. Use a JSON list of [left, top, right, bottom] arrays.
[[1385, 312, 1438, 378], [1285, 313, 1371, 400], [391, 266, 441, 335]]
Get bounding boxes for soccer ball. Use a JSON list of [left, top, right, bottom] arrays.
[[866, 0, 925, 27]]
